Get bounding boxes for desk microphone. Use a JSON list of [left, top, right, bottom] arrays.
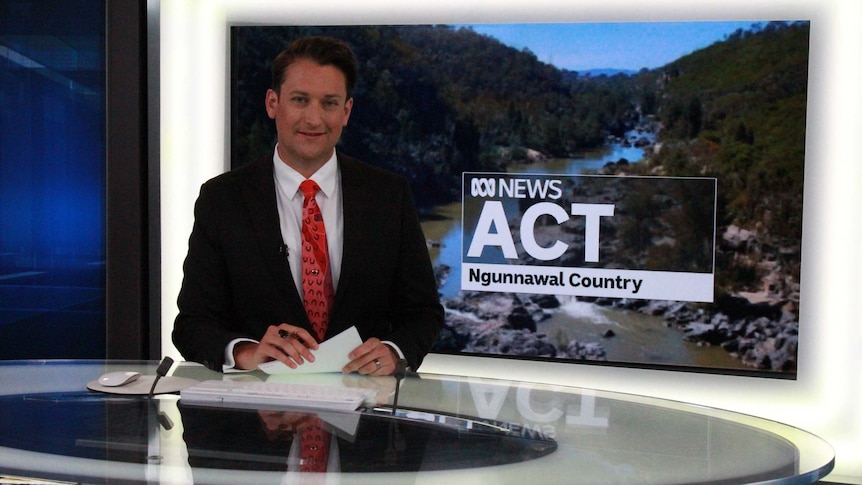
[[391, 359, 407, 416], [148, 356, 175, 397], [148, 356, 175, 430]]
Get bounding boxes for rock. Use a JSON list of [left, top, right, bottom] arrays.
[[467, 328, 556, 358], [532, 294, 561, 309], [682, 322, 723, 345], [434, 264, 451, 289], [633, 137, 651, 148], [563, 340, 607, 361], [433, 326, 470, 352], [716, 294, 783, 321], [721, 224, 754, 250], [721, 339, 740, 353], [593, 297, 617, 307], [506, 306, 537, 332], [639, 300, 673, 316], [664, 301, 696, 323]]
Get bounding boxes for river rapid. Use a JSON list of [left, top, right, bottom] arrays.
[[421, 134, 748, 371]]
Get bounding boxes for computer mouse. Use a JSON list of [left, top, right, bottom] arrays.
[[98, 371, 142, 387]]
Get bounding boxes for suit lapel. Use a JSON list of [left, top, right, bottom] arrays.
[[329, 155, 367, 335], [239, 156, 306, 320]]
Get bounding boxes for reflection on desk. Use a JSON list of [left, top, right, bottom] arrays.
[[179, 403, 555, 474], [0, 361, 835, 484]]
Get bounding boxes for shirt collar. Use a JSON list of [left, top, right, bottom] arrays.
[[272, 147, 339, 200]]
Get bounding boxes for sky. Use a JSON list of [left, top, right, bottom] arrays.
[[457, 21, 759, 72]]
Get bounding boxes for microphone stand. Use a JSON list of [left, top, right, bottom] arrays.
[[385, 360, 409, 466], [391, 359, 407, 416]]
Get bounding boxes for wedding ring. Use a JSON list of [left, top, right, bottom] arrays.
[[278, 329, 297, 340], [374, 359, 382, 370]]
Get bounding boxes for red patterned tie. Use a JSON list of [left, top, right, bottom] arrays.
[[299, 180, 334, 341], [299, 419, 331, 473]]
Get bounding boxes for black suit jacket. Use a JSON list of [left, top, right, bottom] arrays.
[[172, 152, 443, 371]]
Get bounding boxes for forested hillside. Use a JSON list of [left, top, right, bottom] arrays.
[[232, 25, 637, 207], [641, 21, 808, 243], [633, 21, 809, 292]]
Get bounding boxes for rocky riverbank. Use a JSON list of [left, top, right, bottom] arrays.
[[433, 281, 797, 371], [432, 217, 800, 372], [598, 295, 797, 371], [434, 287, 609, 362]]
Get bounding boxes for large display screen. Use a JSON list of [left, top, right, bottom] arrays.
[[230, 22, 808, 378]]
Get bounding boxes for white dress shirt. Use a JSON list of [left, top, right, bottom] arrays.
[[272, 150, 343, 294]]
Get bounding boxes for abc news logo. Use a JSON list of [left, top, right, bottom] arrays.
[[469, 176, 563, 200], [466, 174, 611, 263], [471, 177, 496, 197]]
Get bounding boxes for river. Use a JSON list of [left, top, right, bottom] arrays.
[[421, 132, 748, 370]]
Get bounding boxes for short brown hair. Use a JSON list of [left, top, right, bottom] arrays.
[[271, 36, 358, 98]]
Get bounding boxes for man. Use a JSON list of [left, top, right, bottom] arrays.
[[173, 36, 443, 376]]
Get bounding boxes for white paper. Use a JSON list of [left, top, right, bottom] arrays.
[[258, 326, 362, 375]]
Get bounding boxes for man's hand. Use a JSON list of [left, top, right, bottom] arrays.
[[342, 338, 400, 376], [234, 324, 319, 370]]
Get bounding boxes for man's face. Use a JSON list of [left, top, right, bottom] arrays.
[[266, 58, 353, 172]]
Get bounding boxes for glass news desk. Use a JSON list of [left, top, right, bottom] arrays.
[[0, 361, 834, 484]]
